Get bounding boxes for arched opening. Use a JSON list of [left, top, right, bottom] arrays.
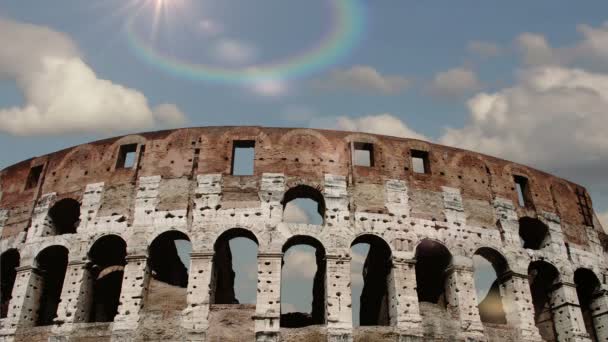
[[282, 185, 325, 225], [473, 248, 509, 324], [48, 198, 81, 235], [415, 239, 452, 306], [35, 245, 69, 326], [280, 236, 326, 328], [519, 217, 550, 250], [212, 228, 259, 304], [146, 231, 192, 311], [574, 268, 601, 342], [351, 235, 392, 326], [528, 260, 559, 341], [88, 235, 127, 322], [1, 249, 20, 318]]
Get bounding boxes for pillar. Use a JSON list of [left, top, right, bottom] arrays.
[[390, 258, 422, 338], [326, 253, 352, 341], [549, 282, 592, 342], [3, 266, 43, 329], [499, 272, 543, 341], [590, 287, 608, 341], [253, 252, 281, 342], [112, 254, 149, 332], [55, 260, 92, 324], [181, 251, 214, 341], [444, 262, 485, 340]]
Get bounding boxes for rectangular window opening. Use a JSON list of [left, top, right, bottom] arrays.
[[25, 165, 43, 189], [232, 140, 255, 175], [514, 175, 531, 207], [116, 144, 138, 169], [411, 150, 430, 174], [353, 142, 374, 167]]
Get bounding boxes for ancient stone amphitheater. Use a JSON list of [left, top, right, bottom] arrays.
[[0, 126, 606, 342]]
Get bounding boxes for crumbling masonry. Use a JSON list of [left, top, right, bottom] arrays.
[[0, 126, 607, 341]]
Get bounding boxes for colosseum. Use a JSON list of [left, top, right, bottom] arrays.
[[0, 126, 606, 342]]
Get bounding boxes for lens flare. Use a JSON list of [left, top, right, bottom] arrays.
[[125, 0, 366, 84]]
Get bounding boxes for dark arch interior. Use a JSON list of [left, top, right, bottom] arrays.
[[149, 231, 191, 287], [519, 217, 549, 250], [48, 198, 81, 235], [281, 235, 326, 328], [352, 235, 392, 326], [212, 228, 259, 304], [574, 268, 601, 342], [415, 240, 452, 305], [88, 235, 127, 322], [473, 248, 508, 324], [1, 249, 20, 318], [282, 185, 325, 224], [528, 261, 559, 341], [35, 246, 69, 326]]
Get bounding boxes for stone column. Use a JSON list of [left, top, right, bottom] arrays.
[[55, 260, 93, 324], [590, 287, 608, 341], [254, 252, 282, 342], [3, 266, 43, 329], [112, 254, 149, 332], [499, 272, 543, 341], [444, 262, 485, 340], [326, 253, 352, 341], [390, 258, 422, 337], [181, 251, 214, 341], [549, 282, 592, 342]]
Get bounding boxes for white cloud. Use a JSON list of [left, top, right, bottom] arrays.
[[429, 67, 481, 97], [516, 33, 559, 66], [467, 41, 502, 58], [198, 19, 222, 36], [0, 18, 186, 136], [250, 79, 288, 97], [315, 65, 411, 94], [326, 113, 428, 140], [283, 203, 311, 224], [212, 38, 256, 65], [282, 248, 317, 279]]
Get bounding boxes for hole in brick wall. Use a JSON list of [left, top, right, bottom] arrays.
[[116, 144, 137, 169], [574, 268, 601, 341], [149, 231, 191, 288], [415, 239, 452, 306], [48, 198, 81, 235], [280, 236, 326, 328], [513, 175, 532, 207], [231, 140, 255, 175], [212, 228, 258, 304], [25, 165, 43, 189], [0, 249, 20, 318], [35, 245, 69, 326], [518, 217, 549, 250], [473, 248, 508, 324], [353, 142, 374, 167], [88, 235, 127, 323], [411, 150, 430, 174], [351, 235, 392, 327], [282, 185, 325, 225], [528, 260, 559, 342]]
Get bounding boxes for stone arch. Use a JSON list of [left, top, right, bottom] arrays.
[[519, 217, 550, 250], [0, 248, 20, 318], [528, 260, 560, 341], [414, 239, 453, 306], [574, 268, 602, 341], [473, 247, 510, 324], [34, 245, 69, 326], [87, 234, 127, 323], [280, 235, 326, 328], [149, 230, 191, 287], [48, 198, 81, 235], [51, 144, 101, 187], [351, 234, 392, 326], [211, 228, 259, 305], [282, 184, 326, 225]]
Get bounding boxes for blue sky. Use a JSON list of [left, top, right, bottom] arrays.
[[1, 0, 608, 325]]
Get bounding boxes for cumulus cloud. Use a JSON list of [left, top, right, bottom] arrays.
[[429, 67, 481, 97], [283, 202, 311, 224], [516, 33, 559, 65], [326, 113, 428, 140], [212, 38, 257, 65], [282, 248, 317, 279], [0, 18, 186, 136], [250, 79, 288, 97], [467, 41, 502, 58], [315, 65, 411, 94]]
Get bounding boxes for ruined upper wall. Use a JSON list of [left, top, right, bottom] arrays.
[[0, 126, 603, 248]]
